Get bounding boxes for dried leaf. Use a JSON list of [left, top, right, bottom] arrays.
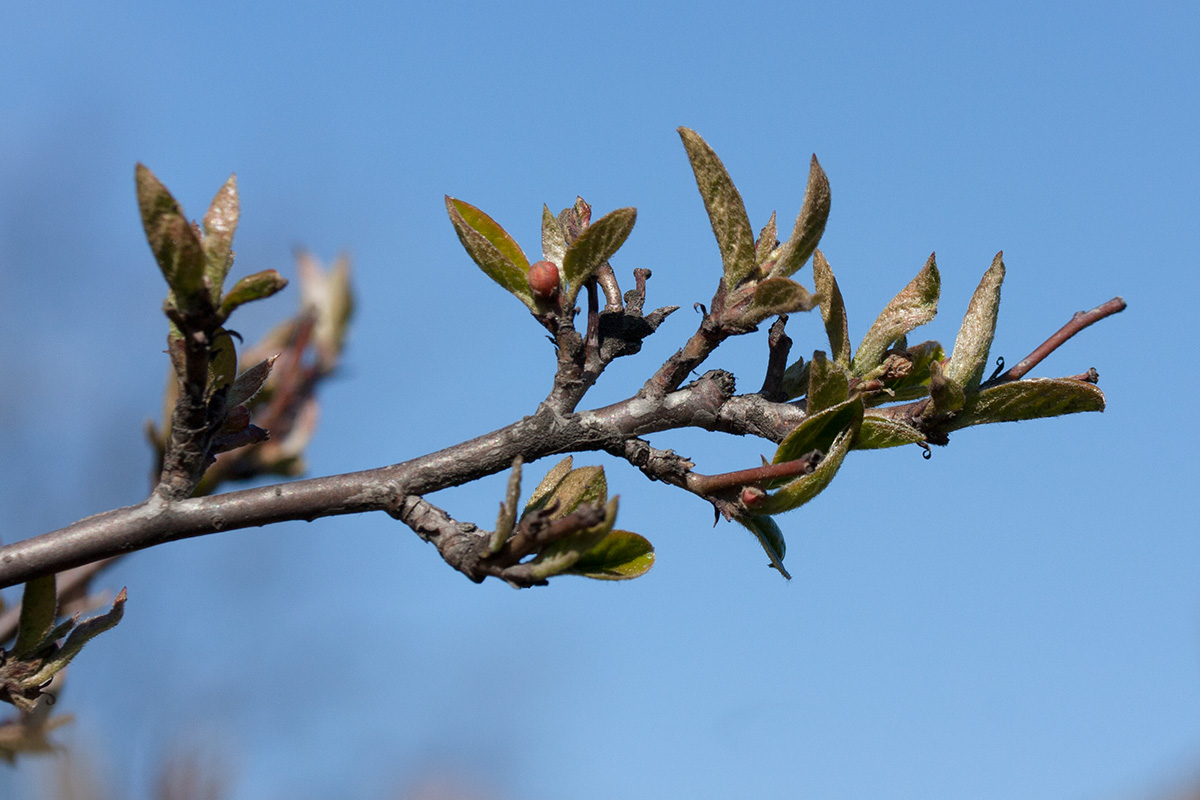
[[678, 127, 757, 287], [812, 250, 850, 367], [562, 207, 637, 306], [853, 253, 941, 375], [946, 252, 1005, 391], [772, 155, 831, 278], [202, 173, 239, 300], [445, 197, 534, 309]]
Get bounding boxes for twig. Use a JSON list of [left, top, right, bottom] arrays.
[[989, 297, 1126, 385], [759, 316, 792, 401]]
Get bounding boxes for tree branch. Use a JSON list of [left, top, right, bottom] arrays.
[[987, 297, 1126, 385]]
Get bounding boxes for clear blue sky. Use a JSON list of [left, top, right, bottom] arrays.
[[2, 2, 1197, 798]]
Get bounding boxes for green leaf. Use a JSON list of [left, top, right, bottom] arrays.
[[949, 378, 1105, 431], [541, 204, 568, 267], [855, 415, 927, 449], [755, 211, 779, 267], [562, 206, 637, 306], [877, 340, 945, 401], [946, 251, 1005, 392], [852, 252, 941, 375], [445, 196, 534, 309], [812, 250, 851, 367], [491, 457, 523, 555], [927, 360, 965, 414], [781, 356, 807, 400], [678, 127, 757, 287], [736, 515, 791, 579], [740, 278, 818, 326], [562, 529, 655, 580], [219, 269, 288, 320], [527, 456, 574, 512], [773, 396, 864, 466], [27, 588, 127, 689], [136, 164, 206, 308], [208, 329, 238, 394], [806, 351, 850, 414], [202, 173, 239, 300], [527, 497, 618, 579], [771, 155, 831, 278], [524, 463, 607, 519], [12, 575, 56, 658], [757, 413, 860, 516]]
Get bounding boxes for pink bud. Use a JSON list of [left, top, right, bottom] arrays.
[[527, 260, 561, 304]]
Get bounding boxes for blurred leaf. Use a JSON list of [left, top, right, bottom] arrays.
[[678, 127, 757, 287], [950, 378, 1105, 430], [946, 252, 1005, 391], [219, 269, 288, 320], [757, 415, 860, 515], [927, 360, 965, 414], [563, 529, 655, 580], [736, 515, 790, 579], [742, 278, 818, 326], [227, 356, 276, 408], [853, 252, 940, 375], [445, 197, 534, 309], [541, 204, 568, 267], [562, 207, 637, 305], [202, 173, 239, 300], [136, 164, 206, 308], [12, 576, 56, 658], [855, 415, 926, 449], [297, 251, 354, 371], [755, 211, 779, 267], [207, 329, 237, 394], [772, 155, 831, 278], [812, 250, 850, 367], [27, 589, 127, 689], [773, 396, 863, 465], [806, 351, 850, 414]]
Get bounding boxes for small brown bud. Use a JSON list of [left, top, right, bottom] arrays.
[[527, 260, 561, 303]]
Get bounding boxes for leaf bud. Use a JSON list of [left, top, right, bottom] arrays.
[[527, 260, 561, 304]]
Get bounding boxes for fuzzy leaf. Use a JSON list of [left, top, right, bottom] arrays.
[[878, 340, 946, 401], [927, 360, 966, 414], [219, 269, 288, 320], [562, 207, 637, 306], [949, 378, 1105, 430], [527, 457, 574, 512], [806, 351, 850, 414], [678, 127, 757, 287], [202, 173, 239, 300], [772, 155, 831, 278], [781, 357, 807, 400], [757, 416, 860, 516], [855, 415, 926, 449], [524, 463, 606, 519], [28, 589, 127, 688], [227, 356, 276, 408], [563, 529, 655, 580], [541, 204, 568, 268], [12, 576, 56, 658], [755, 211, 779, 267], [742, 278, 818, 326], [812, 250, 851, 367], [445, 197, 534, 309], [773, 397, 864, 466], [946, 252, 1005, 391], [737, 515, 790, 579], [527, 497, 618, 579], [853, 253, 941, 375], [136, 164, 206, 307]]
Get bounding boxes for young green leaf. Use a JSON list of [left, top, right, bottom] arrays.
[[805, 351, 850, 414], [736, 515, 791, 579], [756, 415, 860, 516], [946, 252, 1005, 391], [219, 269, 288, 321], [202, 173, 239, 300], [755, 211, 779, 267], [445, 197, 534, 309], [772, 155, 831, 278], [26, 589, 127, 690], [852, 252, 941, 375], [678, 127, 757, 287], [136, 164, 206, 308], [812, 250, 851, 367], [527, 497, 618, 579], [855, 415, 926, 449], [926, 360, 966, 415], [12, 575, 56, 659], [562, 529, 655, 580], [523, 463, 607, 519], [541, 204, 568, 268], [773, 396, 864, 466], [742, 278, 818, 326], [526, 456, 574, 512], [562, 206, 637, 306], [949, 378, 1105, 430]]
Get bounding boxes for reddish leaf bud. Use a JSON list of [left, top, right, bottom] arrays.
[[741, 486, 767, 507], [527, 260, 561, 304]]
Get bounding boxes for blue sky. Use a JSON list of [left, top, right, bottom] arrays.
[[2, 1, 1198, 798]]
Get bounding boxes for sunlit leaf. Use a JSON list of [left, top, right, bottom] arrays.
[[527, 497, 618, 579], [207, 329, 238, 394], [562, 207, 637, 305], [806, 351, 850, 414], [812, 250, 850, 367], [27, 589, 127, 688], [949, 378, 1105, 430], [526, 456, 574, 512], [855, 415, 926, 449], [445, 196, 534, 309], [946, 251, 1005, 391], [563, 529, 655, 580], [757, 417, 860, 515], [742, 278, 818, 325], [219, 269, 288, 320], [136, 164, 206, 308], [678, 127, 756, 287], [773, 397, 864, 466], [927, 360, 965, 414], [772, 155, 831, 278], [541, 204, 567, 267], [202, 173, 239, 300], [755, 211, 779, 267], [736, 515, 790, 579], [853, 252, 940, 375]]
